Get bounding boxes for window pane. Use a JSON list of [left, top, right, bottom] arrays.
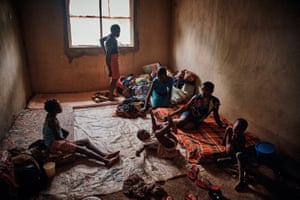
[[67, 0, 134, 48], [101, 0, 109, 16], [101, 0, 130, 17], [70, 0, 99, 16], [110, 0, 130, 17], [70, 18, 100, 46], [102, 19, 132, 46]]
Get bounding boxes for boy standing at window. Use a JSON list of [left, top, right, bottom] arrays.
[[100, 24, 121, 101]]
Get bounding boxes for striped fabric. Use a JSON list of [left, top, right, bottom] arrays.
[[153, 107, 260, 164]]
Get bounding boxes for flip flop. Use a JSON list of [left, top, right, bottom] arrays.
[[195, 178, 220, 191], [185, 193, 198, 200], [187, 165, 199, 181]]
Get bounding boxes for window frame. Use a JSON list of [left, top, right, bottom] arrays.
[[63, 0, 138, 62]]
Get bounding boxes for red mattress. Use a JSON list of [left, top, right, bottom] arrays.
[[153, 107, 260, 164]]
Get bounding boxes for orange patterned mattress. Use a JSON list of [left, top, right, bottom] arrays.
[[153, 107, 260, 164]]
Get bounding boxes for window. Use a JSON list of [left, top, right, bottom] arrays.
[[65, 0, 136, 56]]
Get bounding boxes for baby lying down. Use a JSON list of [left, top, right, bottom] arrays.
[[136, 110, 180, 159]]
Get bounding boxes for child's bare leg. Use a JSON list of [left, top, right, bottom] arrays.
[[76, 138, 119, 158], [150, 110, 160, 131], [155, 123, 170, 138], [136, 146, 145, 157], [172, 115, 189, 127], [105, 151, 120, 159], [76, 146, 119, 168], [223, 127, 232, 146], [156, 133, 176, 149], [105, 156, 120, 168], [235, 152, 247, 191], [168, 115, 177, 134], [109, 79, 117, 101], [75, 146, 111, 164]]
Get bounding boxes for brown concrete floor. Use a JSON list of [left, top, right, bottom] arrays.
[[98, 161, 300, 200], [29, 93, 300, 200], [97, 163, 274, 200]]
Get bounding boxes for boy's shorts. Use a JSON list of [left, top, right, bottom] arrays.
[[181, 111, 201, 128], [49, 140, 76, 154], [110, 54, 120, 79]]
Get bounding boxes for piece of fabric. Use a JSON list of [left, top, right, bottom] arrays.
[[0, 150, 18, 187], [171, 86, 188, 104]]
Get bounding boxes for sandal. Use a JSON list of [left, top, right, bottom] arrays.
[[187, 165, 199, 181], [195, 178, 220, 191], [185, 193, 198, 200]]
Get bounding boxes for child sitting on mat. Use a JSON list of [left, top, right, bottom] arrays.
[[43, 98, 120, 168], [136, 110, 179, 159], [217, 118, 252, 191]]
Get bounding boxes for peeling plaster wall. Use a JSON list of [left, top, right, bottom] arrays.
[[170, 0, 300, 160], [19, 0, 171, 93], [0, 0, 31, 139]]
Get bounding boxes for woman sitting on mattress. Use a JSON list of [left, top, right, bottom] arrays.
[[142, 67, 174, 110], [169, 81, 226, 130]]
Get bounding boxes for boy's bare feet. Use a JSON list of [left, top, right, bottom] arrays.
[[105, 151, 120, 159], [105, 156, 120, 168]]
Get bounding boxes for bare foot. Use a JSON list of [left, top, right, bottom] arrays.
[[105, 151, 120, 159], [109, 96, 116, 101], [105, 156, 120, 168]]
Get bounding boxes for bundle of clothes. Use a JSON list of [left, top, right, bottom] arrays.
[[122, 173, 169, 200]]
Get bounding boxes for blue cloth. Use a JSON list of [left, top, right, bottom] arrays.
[[151, 76, 174, 107], [43, 118, 64, 147]]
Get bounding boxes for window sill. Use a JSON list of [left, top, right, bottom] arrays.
[[65, 46, 138, 63]]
